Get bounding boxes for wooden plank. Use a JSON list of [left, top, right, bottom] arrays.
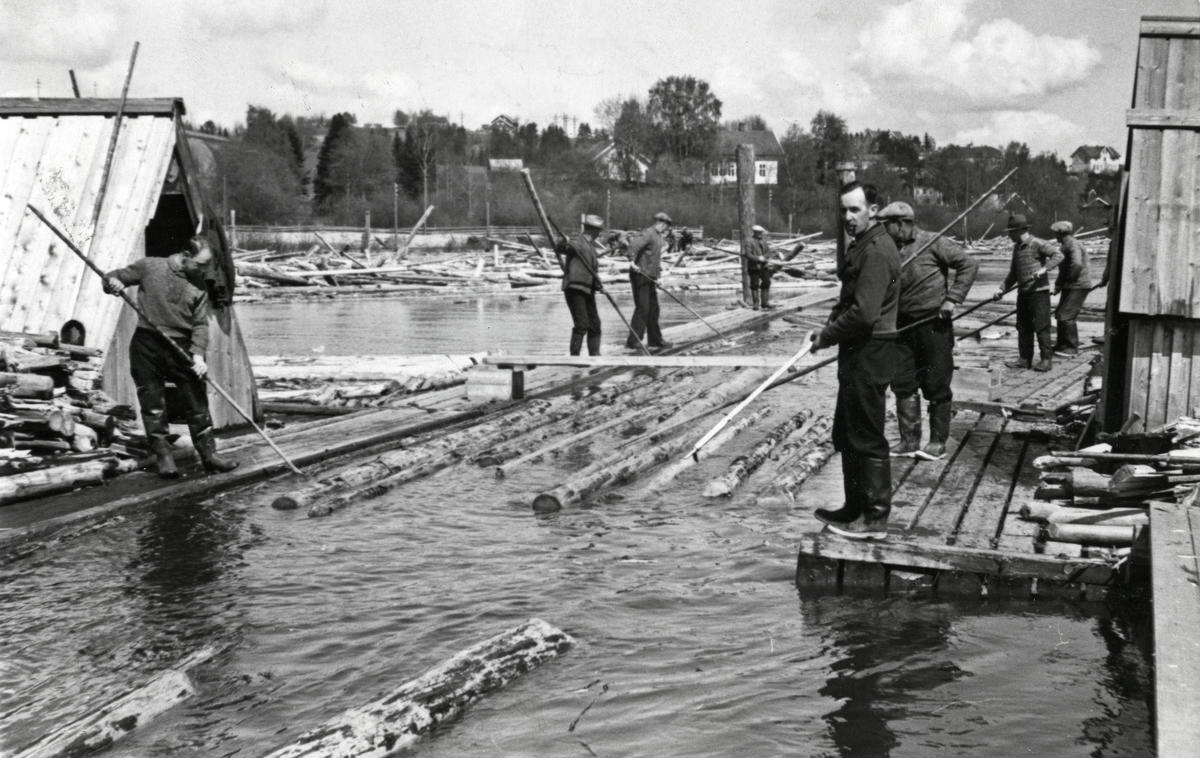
[[0, 122, 54, 325], [1141, 17, 1200, 38], [996, 437, 1043, 554], [1149, 495, 1200, 758], [796, 532, 1113, 585], [891, 410, 978, 536], [484, 354, 808, 369], [0, 98, 182, 116], [908, 412, 993, 541], [1165, 323, 1197, 421], [1126, 108, 1200, 127], [956, 418, 1022, 549], [1125, 321, 1155, 430]]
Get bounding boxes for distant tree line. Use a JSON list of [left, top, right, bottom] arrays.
[[186, 75, 1090, 237]]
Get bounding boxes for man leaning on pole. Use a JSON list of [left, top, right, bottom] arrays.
[[878, 201, 978, 460]]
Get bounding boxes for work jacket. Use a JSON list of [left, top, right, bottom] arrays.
[[626, 226, 667, 279], [558, 233, 601, 294], [820, 223, 900, 346], [745, 236, 773, 273], [898, 228, 979, 319], [1003, 234, 1063, 293], [1054, 235, 1092, 290], [106, 255, 210, 353]]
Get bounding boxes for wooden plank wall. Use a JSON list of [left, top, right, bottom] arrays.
[[1115, 18, 1200, 429]]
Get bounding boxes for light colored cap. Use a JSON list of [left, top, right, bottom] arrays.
[[1050, 220, 1074, 234], [583, 214, 604, 229], [877, 202, 915, 221], [751, 224, 766, 234], [653, 211, 673, 224]]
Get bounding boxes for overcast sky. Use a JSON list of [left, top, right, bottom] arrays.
[[4, 0, 1199, 157]]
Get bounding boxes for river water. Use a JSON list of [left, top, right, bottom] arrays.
[[0, 291, 1152, 757]]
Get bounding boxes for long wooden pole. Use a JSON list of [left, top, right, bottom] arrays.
[[900, 166, 1018, 268], [91, 41, 139, 228], [26, 204, 306, 477], [686, 334, 814, 461], [628, 262, 729, 341], [393, 204, 435, 263]]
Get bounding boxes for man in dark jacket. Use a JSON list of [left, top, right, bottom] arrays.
[[103, 236, 238, 478], [1050, 220, 1091, 356], [556, 214, 605, 356], [811, 182, 901, 540], [996, 214, 1063, 372], [879, 202, 979, 459], [625, 211, 672, 351], [745, 224, 773, 309]]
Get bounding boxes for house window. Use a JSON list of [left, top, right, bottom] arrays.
[[758, 163, 767, 178]]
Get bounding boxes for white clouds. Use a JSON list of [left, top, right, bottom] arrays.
[[0, 2, 123, 67], [855, 0, 1101, 110], [950, 110, 1082, 155], [194, 2, 328, 37]]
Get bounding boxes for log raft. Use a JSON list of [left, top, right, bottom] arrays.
[[263, 618, 573, 758]]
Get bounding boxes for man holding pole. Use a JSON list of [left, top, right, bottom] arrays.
[[103, 236, 239, 478], [745, 224, 775, 310], [1049, 220, 1091, 357], [556, 214, 605, 356], [810, 182, 900, 540], [878, 202, 978, 459], [625, 211, 673, 352], [995, 214, 1062, 372]]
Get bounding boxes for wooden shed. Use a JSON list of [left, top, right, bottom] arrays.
[[0, 97, 257, 428], [1102, 17, 1200, 432]]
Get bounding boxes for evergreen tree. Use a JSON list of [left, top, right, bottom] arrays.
[[313, 112, 355, 205]]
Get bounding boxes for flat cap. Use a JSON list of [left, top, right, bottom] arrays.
[[653, 211, 673, 224], [1005, 214, 1030, 232], [751, 224, 766, 234], [877, 202, 915, 221], [583, 214, 604, 229], [1050, 220, 1074, 235]]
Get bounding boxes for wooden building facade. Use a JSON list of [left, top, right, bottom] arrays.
[[1103, 17, 1200, 432], [0, 97, 257, 428]]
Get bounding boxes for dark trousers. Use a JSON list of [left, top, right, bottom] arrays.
[[627, 271, 663, 347], [832, 338, 897, 459], [130, 328, 213, 442], [748, 267, 772, 292], [892, 316, 954, 403], [1055, 288, 1089, 351], [1016, 290, 1053, 362], [564, 289, 601, 356]]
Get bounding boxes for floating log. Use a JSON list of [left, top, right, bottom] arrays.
[[1044, 522, 1140, 546], [635, 406, 773, 494], [262, 619, 573, 758], [754, 417, 835, 506], [234, 261, 315, 286], [14, 646, 215, 758], [702, 409, 813, 498], [494, 405, 648, 479]]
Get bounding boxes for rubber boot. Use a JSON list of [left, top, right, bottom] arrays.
[[761, 288, 776, 309], [751, 289, 761, 310], [828, 456, 891, 540], [569, 331, 584, 356], [151, 437, 179, 479], [586, 333, 601, 356], [1032, 354, 1054, 372], [890, 394, 922, 457], [1004, 357, 1031, 370], [917, 401, 951, 460], [816, 452, 861, 526], [194, 429, 239, 474], [137, 382, 179, 479]]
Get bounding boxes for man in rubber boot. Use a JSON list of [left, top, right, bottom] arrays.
[[879, 202, 978, 460], [1049, 220, 1091, 357], [104, 235, 239, 478], [745, 224, 772, 310], [625, 211, 672, 352], [556, 214, 604, 356], [995, 214, 1061, 372], [809, 182, 900, 540]]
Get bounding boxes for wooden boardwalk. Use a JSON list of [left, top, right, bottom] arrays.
[[1149, 488, 1200, 758], [795, 350, 1120, 599]]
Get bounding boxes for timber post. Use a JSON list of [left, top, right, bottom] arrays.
[[736, 143, 756, 307]]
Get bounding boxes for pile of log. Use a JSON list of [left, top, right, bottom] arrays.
[[0, 331, 150, 505], [1024, 417, 1200, 548]]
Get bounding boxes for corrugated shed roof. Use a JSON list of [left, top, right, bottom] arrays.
[[0, 102, 179, 347]]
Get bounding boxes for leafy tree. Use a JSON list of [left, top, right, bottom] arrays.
[[539, 124, 571, 162], [215, 142, 301, 224], [613, 98, 651, 183], [726, 114, 768, 131], [313, 112, 356, 205], [516, 122, 539, 162], [487, 125, 518, 160], [394, 130, 423, 199], [646, 75, 722, 160], [593, 96, 624, 134], [575, 123, 593, 143], [243, 106, 303, 179], [810, 110, 848, 185]]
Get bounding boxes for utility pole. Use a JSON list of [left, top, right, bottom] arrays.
[[393, 182, 400, 250], [736, 144, 756, 307]]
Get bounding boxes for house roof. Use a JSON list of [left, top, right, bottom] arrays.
[[0, 98, 201, 345], [717, 128, 783, 158], [1071, 145, 1121, 161]]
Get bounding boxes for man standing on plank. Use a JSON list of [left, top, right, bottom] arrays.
[[810, 182, 900, 540], [625, 211, 673, 352], [878, 202, 978, 460], [103, 235, 239, 478], [556, 214, 605, 356], [1050, 220, 1091, 357], [995, 214, 1063, 372]]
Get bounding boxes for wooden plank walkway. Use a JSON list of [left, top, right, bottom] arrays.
[[795, 407, 1120, 599], [1149, 488, 1200, 758], [956, 348, 1099, 418]]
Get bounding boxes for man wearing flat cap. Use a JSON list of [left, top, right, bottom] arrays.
[[744, 224, 798, 310], [624, 211, 673, 351], [555, 214, 606, 356], [996, 214, 1062, 371], [878, 201, 978, 459], [1050, 220, 1091, 357]]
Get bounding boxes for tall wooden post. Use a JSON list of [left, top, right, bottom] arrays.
[[393, 182, 400, 250], [362, 210, 371, 253], [605, 188, 611, 228], [736, 144, 756, 307]]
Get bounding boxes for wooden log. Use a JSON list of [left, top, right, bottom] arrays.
[[1019, 501, 1148, 526], [0, 458, 120, 505], [46, 408, 76, 438], [494, 405, 648, 479], [234, 261, 315, 286], [72, 424, 98, 453], [262, 619, 573, 758], [14, 647, 215, 758], [1067, 467, 1111, 496], [261, 402, 356, 417], [0, 372, 54, 399], [635, 406, 773, 494], [702, 409, 813, 498], [1044, 522, 1140, 546], [754, 417, 836, 506]]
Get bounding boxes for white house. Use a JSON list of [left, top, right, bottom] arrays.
[[710, 127, 783, 185], [1069, 145, 1122, 176]]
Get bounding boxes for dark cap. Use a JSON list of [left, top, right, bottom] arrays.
[[1005, 214, 1030, 232], [653, 212, 673, 224]]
